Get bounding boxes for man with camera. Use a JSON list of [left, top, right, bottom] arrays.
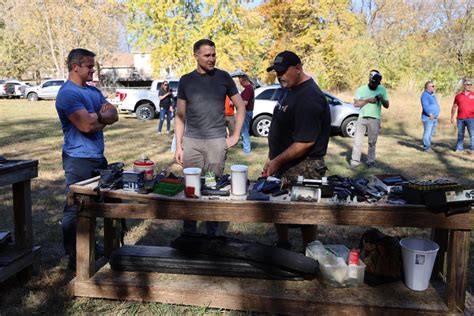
[[349, 70, 389, 169]]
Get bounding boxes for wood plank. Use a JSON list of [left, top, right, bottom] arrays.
[[76, 214, 96, 281], [77, 201, 474, 230], [72, 266, 451, 315], [0, 160, 38, 187], [431, 229, 448, 279], [0, 246, 40, 282], [12, 180, 33, 249], [446, 230, 470, 312], [104, 218, 120, 258]]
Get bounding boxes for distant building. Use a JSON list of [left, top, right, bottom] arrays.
[[99, 52, 153, 85]]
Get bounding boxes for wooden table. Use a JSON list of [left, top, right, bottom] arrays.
[[0, 159, 40, 282], [69, 177, 473, 315]]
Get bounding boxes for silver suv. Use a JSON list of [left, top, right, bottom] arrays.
[[25, 79, 66, 101], [251, 85, 359, 138]]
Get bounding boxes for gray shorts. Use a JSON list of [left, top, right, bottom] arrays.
[[183, 137, 228, 176]]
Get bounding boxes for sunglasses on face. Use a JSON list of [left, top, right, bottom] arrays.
[[465, 83, 472, 86]]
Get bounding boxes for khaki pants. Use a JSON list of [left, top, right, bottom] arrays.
[[350, 117, 381, 165], [182, 137, 228, 236]]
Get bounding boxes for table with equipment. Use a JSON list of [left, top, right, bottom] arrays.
[[0, 159, 40, 282], [69, 176, 473, 315]]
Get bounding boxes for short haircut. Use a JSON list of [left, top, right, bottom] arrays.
[[193, 39, 215, 54], [67, 48, 96, 71], [424, 80, 434, 89]]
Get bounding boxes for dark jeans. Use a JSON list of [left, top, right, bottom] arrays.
[[62, 153, 107, 262], [158, 107, 171, 133]]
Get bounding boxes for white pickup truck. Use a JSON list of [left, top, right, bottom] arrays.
[[114, 79, 179, 120]]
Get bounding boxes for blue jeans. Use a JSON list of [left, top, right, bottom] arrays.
[[158, 107, 171, 133], [241, 111, 253, 153], [62, 153, 107, 261], [456, 118, 474, 151], [422, 118, 437, 150]]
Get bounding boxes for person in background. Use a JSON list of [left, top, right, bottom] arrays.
[[55, 48, 118, 270], [224, 96, 235, 136], [264, 51, 330, 250], [174, 39, 246, 236], [420, 80, 440, 153], [238, 74, 255, 155], [451, 78, 474, 155], [158, 80, 173, 135], [349, 70, 389, 169]]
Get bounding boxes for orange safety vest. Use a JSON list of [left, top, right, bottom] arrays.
[[225, 96, 235, 116]]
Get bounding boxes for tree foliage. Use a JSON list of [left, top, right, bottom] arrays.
[[124, 0, 272, 79], [0, 0, 122, 80]]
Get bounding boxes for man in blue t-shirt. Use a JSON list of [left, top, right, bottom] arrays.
[[175, 39, 246, 236], [420, 80, 440, 152], [56, 48, 118, 269]]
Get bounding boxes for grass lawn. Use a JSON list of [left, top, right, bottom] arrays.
[[0, 90, 472, 314]]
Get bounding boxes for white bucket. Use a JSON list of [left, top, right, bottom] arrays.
[[183, 167, 202, 197], [400, 238, 439, 291], [231, 165, 248, 195]]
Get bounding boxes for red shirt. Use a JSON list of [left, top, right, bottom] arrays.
[[454, 91, 474, 119], [241, 84, 255, 111]]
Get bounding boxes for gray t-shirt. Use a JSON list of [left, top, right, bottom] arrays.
[[178, 68, 239, 138]]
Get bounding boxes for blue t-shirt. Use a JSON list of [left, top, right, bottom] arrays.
[[420, 90, 440, 121], [55, 80, 106, 158]]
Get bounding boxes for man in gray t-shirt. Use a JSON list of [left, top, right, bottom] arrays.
[[175, 38, 246, 236]]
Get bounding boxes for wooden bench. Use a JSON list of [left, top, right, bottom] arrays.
[[0, 160, 40, 283], [69, 176, 473, 315]]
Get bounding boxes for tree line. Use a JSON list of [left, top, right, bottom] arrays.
[[0, 0, 471, 93]]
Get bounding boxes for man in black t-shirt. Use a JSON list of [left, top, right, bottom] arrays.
[[265, 51, 331, 250], [175, 39, 246, 236]]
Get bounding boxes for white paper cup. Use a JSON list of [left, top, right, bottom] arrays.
[[231, 165, 248, 196], [183, 167, 202, 197]]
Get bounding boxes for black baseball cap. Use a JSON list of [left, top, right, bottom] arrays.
[[266, 51, 301, 73], [369, 70, 382, 84]]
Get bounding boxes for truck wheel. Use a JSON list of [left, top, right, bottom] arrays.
[[136, 104, 155, 120], [251, 115, 272, 137], [28, 93, 39, 101], [341, 116, 357, 138]]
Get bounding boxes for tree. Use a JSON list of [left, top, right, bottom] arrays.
[[124, 0, 272, 79], [0, 0, 123, 79]]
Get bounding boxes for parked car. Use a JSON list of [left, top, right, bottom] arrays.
[[0, 80, 6, 98], [251, 85, 360, 138], [4, 80, 30, 98], [115, 79, 179, 120], [25, 79, 66, 101]]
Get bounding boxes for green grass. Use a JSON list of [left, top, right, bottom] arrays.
[[0, 92, 472, 314]]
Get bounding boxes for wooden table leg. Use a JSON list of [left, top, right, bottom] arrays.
[[431, 228, 448, 279], [446, 229, 470, 312], [104, 218, 120, 258], [12, 180, 33, 250], [76, 214, 96, 281]]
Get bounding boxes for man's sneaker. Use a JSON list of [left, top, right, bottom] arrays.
[[158, 131, 162, 135], [166, 130, 170, 135], [275, 240, 292, 250], [424, 148, 433, 153]]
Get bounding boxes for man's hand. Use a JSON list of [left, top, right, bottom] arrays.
[[429, 113, 434, 121], [263, 158, 282, 177], [100, 103, 115, 113], [451, 117, 455, 124], [175, 145, 184, 165], [98, 102, 119, 125], [226, 134, 239, 148]]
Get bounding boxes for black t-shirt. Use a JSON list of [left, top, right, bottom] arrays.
[[177, 68, 239, 138], [268, 78, 331, 173], [159, 88, 172, 110]]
